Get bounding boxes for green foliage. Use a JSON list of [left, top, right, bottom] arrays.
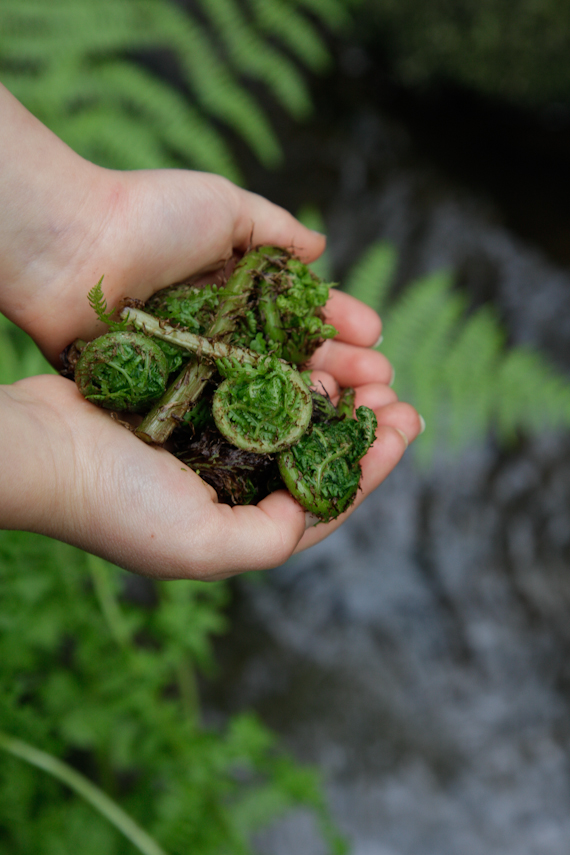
[[278, 404, 378, 520], [75, 332, 170, 411], [88, 277, 128, 331], [0, 0, 355, 180], [213, 355, 313, 453], [0, 528, 343, 854], [0, 312, 53, 385], [344, 240, 570, 463], [363, 0, 570, 106]]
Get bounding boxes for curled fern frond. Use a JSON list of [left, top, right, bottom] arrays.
[[278, 404, 377, 521]]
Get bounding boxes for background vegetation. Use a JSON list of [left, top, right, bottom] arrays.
[[362, 0, 570, 107], [2, 0, 570, 852]]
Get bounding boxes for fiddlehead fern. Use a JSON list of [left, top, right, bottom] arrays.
[[278, 405, 378, 522], [134, 247, 281, 444], [70, 246, 377, 518], [145, 281, 222, 333], [212, 356, 313, 453], [74, 332, 168, 411]]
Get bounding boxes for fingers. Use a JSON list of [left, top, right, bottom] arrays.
[[309, 339, 393, 388], [308, 371, 398, 412], [198, 492, 306, 580], [295, 400, 422, 551], [233, 186, 326, 264], [324, 289, 382, 347], [354, 383, 398, 410]]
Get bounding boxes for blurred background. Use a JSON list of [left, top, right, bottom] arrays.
[[2, 1, 570, 853]]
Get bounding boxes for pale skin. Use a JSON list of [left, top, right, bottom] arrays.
[[0, 82, 422, 580]]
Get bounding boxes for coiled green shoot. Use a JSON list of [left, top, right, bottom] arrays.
[[278, 406, 378, 522], [74, 332, 168, 411]]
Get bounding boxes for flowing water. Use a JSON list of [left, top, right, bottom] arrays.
[[206, 56, 570, 855]]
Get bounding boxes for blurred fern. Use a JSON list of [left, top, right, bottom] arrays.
[[0, 313, 53, 385], [0, 0, 354, 181], [344, 241, 570, 464]]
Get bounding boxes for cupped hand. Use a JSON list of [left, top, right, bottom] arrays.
[[0, 96, 422, 576]]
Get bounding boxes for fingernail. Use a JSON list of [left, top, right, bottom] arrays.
[[374, 334, 383, 348], [305, 513, 321, 529], [395, 428, 409, 449], [310, 229, 326, 237], [389, 367, 396, 387], [419, 415, 426, 434]]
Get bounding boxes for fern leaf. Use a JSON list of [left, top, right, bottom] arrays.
[[88, 277, 113, 324], [443, 306, 503, 449], [156, 7, 283, 167], [251, 0, 331, 71], [346, 241, 570, 465], [295, 0, 353, 29], [496, 348, 570, 440], [87, 277, 127, 332], [381, 269, 461, 386], [198, 0, 312, 119], [343, 241, 398, 313]]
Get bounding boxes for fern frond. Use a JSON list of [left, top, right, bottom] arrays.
[[1, 0, 352, 175], [251, 0, 331, 71], [294, 0, 353, 30], [380, 269, 461, 386], [344, 240, 570, 465], [384, 273, 464, 462], [155, 6, 284, 167], [496, 348, 570, 440], [443, 306, 503, 448], [87, 277, 127, 332], [344, 241, 398, 313], [198, 0, 312, 119], [88, 278, 114, 325]]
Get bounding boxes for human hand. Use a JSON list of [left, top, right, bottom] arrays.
[[0, 85, 422, 577]]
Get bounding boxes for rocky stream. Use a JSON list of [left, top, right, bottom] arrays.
[[204, 44, 570, 855]]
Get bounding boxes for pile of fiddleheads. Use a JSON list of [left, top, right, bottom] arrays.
[[65, 246, 377, 521]]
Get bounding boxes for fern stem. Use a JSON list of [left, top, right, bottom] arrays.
[[121, 307, 258, 365], [0, 731, 169, 855]]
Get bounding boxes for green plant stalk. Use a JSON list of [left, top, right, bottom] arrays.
[[121, 307, 260, 365], [135, 248, 277, 444], [0, 731, 169, 855]]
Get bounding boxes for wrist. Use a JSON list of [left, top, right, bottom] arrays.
[[0, 84, 120, 357]]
